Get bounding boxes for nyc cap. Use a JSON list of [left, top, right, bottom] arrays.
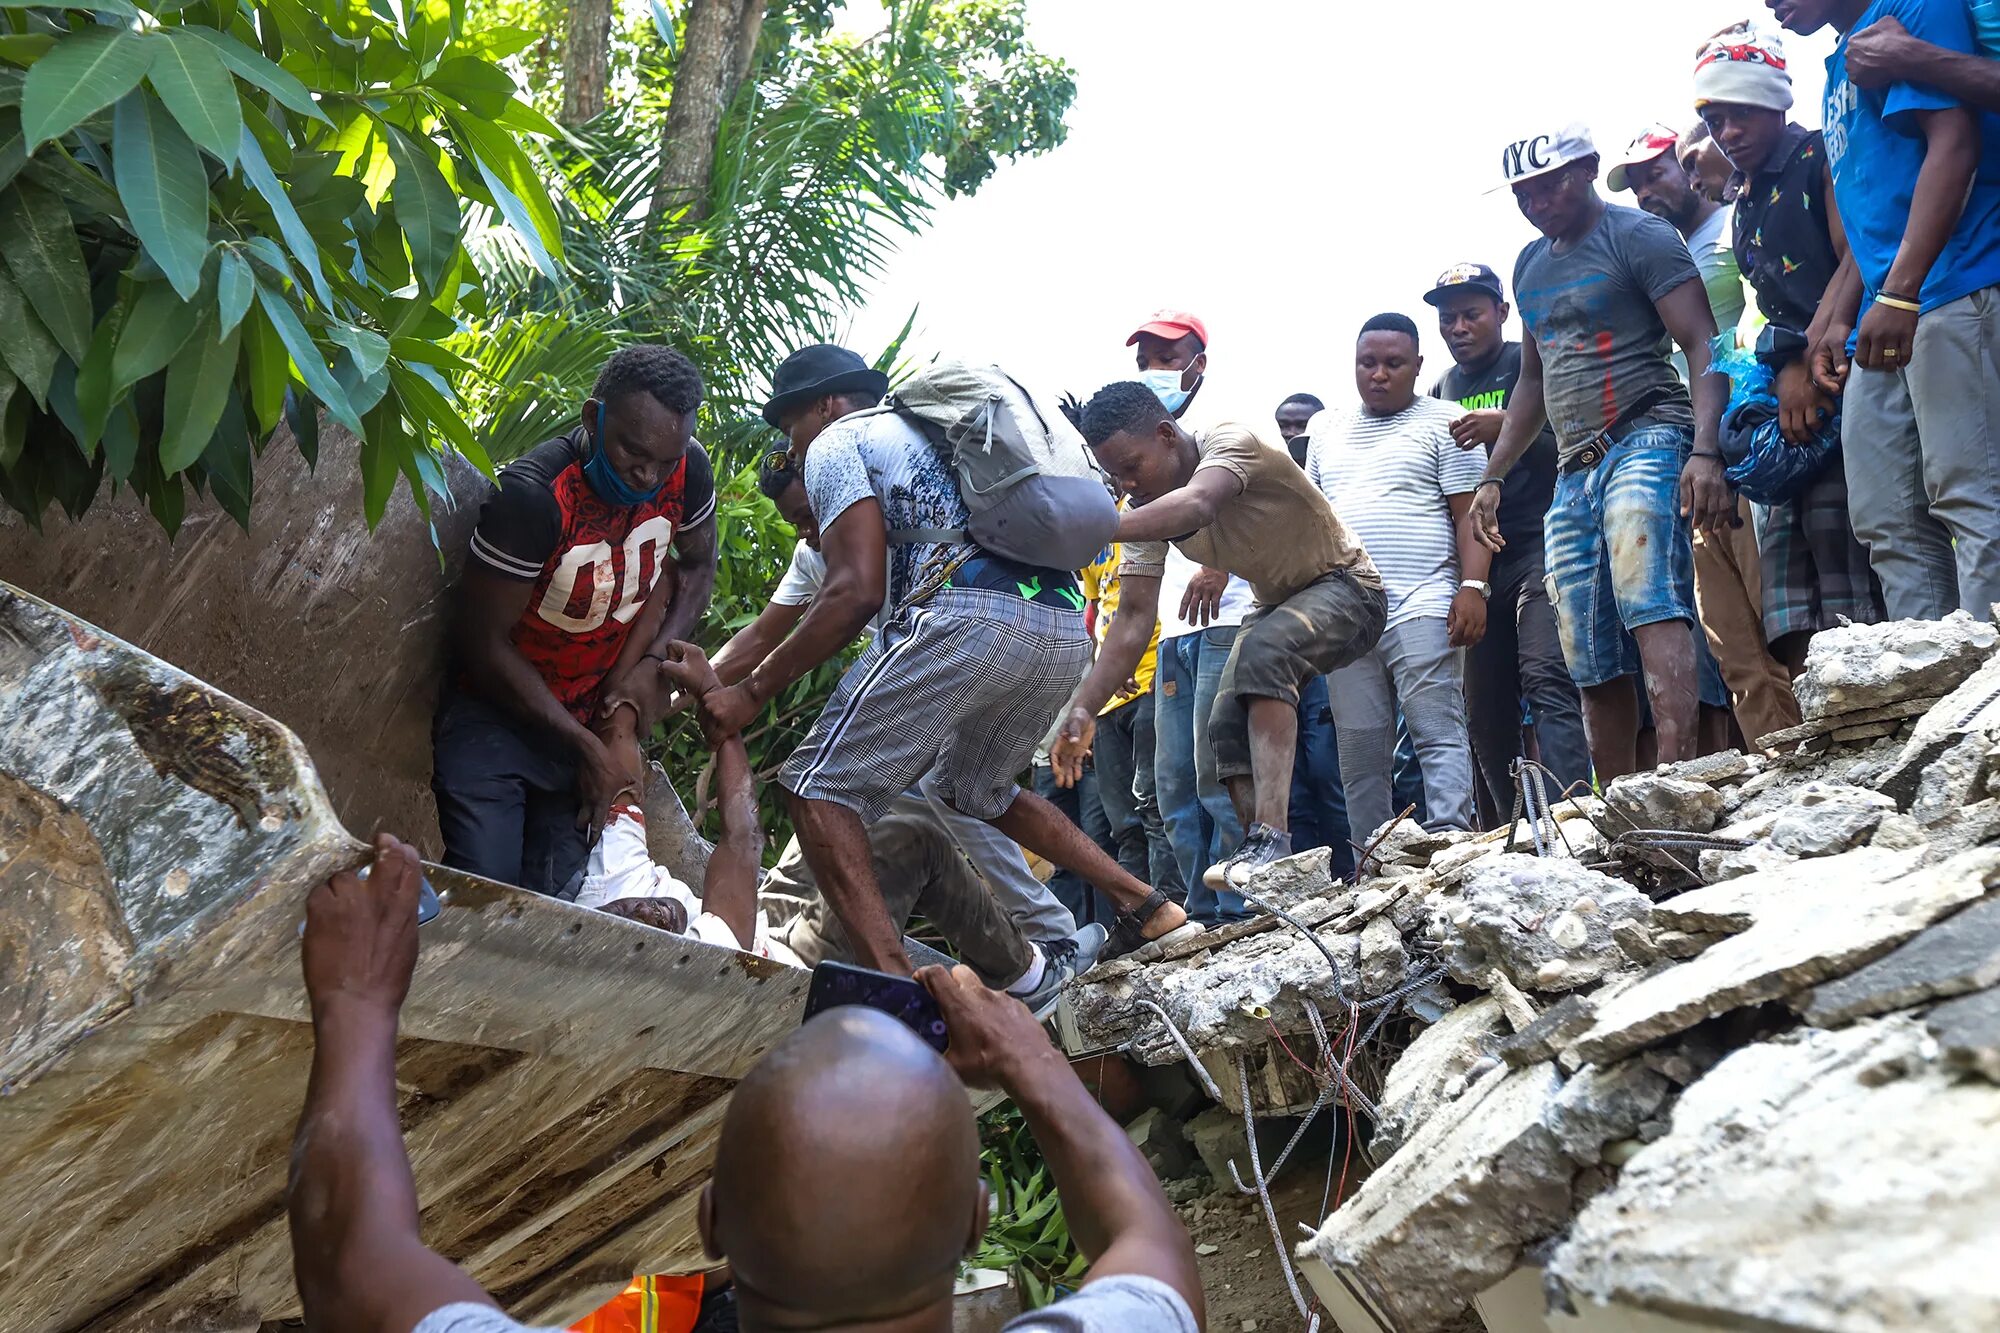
[[1606, 123, 1682, 192], [1497, 123, 1597, 190]]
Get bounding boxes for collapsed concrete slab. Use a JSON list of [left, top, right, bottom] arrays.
[[1928, 985, 2000, 1083], [1373, 996, 1508, 1158], [1298, 1063, 1571, 1333], [1803, 894, 2000, 1026], [1572, 848, 2000, 1066], [1792, 611, 1998, 722], [1552, 1016, 2000, 1332]]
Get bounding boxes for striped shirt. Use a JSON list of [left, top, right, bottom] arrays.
[[1303, 397, 1482, 631]]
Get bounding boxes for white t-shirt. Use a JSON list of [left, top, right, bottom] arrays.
[[1156, 546, 1255, 640], [414, 1275, 1197, 1333], [772, 539, 891, 635], [803, 413, 973, 612], [1304, 397, 1483, 631], [573, 805, 794, 960]]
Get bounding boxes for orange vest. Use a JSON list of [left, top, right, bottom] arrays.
[[568, 1274, 705, 1333]]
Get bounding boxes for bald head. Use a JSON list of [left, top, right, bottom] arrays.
[[704, 1008, 984, 1327]]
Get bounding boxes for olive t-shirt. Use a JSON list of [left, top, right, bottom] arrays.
[[1118, 423, 1381, 605], [1512, 204, 1699, 463]]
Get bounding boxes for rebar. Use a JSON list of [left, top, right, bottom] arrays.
[[1133, 999, 1226, 1101], [1238, 1053, 1314, 1326]]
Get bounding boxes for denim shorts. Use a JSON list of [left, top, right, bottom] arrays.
[[1543, 423, 1699, 688]]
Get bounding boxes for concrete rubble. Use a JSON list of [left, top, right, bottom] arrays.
[[1065, 612, 2000, 1333]]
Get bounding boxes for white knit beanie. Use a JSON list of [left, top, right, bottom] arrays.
[[1693, 26, 1794, 112]]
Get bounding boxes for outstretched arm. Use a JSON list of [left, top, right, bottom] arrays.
[[1116, 468, 1241, 542], [289, 837, 503, 1333], [659, 643, 763, 950], [920, 966, 1205, 1325], [1048, 573, 1162, 786]]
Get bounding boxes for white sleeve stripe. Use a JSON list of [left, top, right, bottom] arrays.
[[470, 531, 545, 580], [683, 489, 717, 527]]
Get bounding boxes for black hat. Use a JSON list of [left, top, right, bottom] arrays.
[[761, 345, 889, 428], [1422, 262, 1506, 308]]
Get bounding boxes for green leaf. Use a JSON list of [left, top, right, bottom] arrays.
[[73, 304, 124, 451], [101, 396, 138, 482], [150, 30, 241, 166], [328, 322, 387, 379], [160, 310, 241, 472], [0, 107, 24, 196], [255, 279, 360, 433], [460, 26, 537, 61], [22, 148, 125, 218], [359, 393, 401, 525], [0, 263, 57, 406], [0, 369, 22, 474], [22, 28, 154, 149], [242, 301, 286, 432], [236, 126, 330, 309], [382, 124, 457, 293], [0, 35, 56, 67], [202, 387, 252, 522], [426, 56, 513, 119], [0, 178, 92, 361], [284, 383, 318, 466], [215, 246, 252, 336], [405, 0, 452, 68], [113, 92, 212, 301], [495, 95, 563, 141], [449, 112, 561, 280], [175, 26, 330, 126], [112, 278, 199, 391]]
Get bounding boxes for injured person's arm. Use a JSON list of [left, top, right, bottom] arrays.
[[657, 643, 763, 951]]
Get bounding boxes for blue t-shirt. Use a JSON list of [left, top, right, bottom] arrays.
[[1974, 0, 2000, 57], [1824, 0, 2000, 313]]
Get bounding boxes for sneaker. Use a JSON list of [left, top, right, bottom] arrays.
[[1016, 923, 1109, 1020], [1201, 823, 1294, 893]]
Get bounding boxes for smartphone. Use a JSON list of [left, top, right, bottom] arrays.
[[802, 960, 949, 1052], [297, 863, 441, 935]]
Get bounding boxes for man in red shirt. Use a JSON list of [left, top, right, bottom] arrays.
[[433, 346, 718, 897]]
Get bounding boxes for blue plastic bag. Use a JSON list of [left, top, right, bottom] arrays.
[[1711, 335, 1838, 506]]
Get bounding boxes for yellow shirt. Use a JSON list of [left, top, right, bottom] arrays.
[[1081, 538, 1159, 715]]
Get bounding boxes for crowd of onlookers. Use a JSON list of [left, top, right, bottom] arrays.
[[293, 6, 2000, 1333]]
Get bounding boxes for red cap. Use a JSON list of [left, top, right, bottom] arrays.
[[1126, 309, 1208, 348], [1606, 123, 1682, 192]]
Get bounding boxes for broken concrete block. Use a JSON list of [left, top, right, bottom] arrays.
[[1572, 848, 1997, 1066], [1298, 1063, 1571, 1333], [1185, 1104, 1251, 1187], [1698, 842, 1798, 882], [1803, 895, 2000, 1026], [1374, 996, 1508, 1157], [1358, 914, 1406, 997], [1544, 1060, 1672, 1165], [1927, 986, 2000, 1083], [1871, 811, 1929, 851], [1913, 730, 2000, 827], [1794, 611, 1998, 721], [1438, 855, 1652, 995], [1494, 992, 1598, 1069], [1671, 749, 1757, 784], [1426, 839, 1498, 884], [1602, 772, 1725, 834], [1874, 648, 2000, 806], [1768, 784, 1894, 857], [1553, 1016, 2000, 1332], [1237, 845, 1334, 913], [1125, 1107, 1192, 1178]]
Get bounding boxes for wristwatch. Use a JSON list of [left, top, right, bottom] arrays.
[[1461, 579, 1491, 599]]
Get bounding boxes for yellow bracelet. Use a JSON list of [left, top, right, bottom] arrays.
[[1873, 293, 1922, 313]]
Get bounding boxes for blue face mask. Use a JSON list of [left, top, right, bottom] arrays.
[[1141, 366, 1198, 415], [583, 402, 666, 506]]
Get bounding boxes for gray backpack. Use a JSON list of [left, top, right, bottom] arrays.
[[863, 360, 1119, 571]]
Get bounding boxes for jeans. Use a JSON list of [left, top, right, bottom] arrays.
[[1842, 286, 2000, 620], [1032, 762, 1118, 928], [1092, 692, 1187, 903], [1329, 616, 1478, 841], [1393, 721, 1427, 826], [431, 688, 588, 899], [1290, 674, 1355, 878], [1545, 424, 1699, 687], [1155, 626, 1248, 923], [1467, 540, 1591, 822]]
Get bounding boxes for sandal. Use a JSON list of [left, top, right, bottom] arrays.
[[1103, 889, 1204, 962]]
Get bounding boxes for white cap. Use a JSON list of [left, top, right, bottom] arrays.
[[1496, 124, 1598, 190]]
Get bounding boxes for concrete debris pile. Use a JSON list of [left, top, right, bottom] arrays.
[[1063, 612, 2000, 1333]]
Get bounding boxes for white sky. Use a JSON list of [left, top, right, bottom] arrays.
[[843, 1, 1835, 429]]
